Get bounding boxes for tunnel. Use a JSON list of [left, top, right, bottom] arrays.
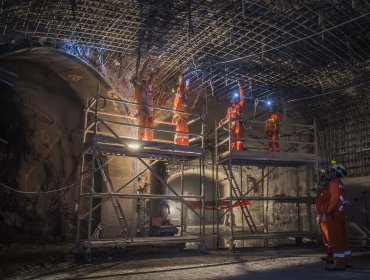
[[1, 1, 370, 279]]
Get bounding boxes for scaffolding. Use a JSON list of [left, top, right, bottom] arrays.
[[215, 117, 320, 250], [75, 87, 206, 260]]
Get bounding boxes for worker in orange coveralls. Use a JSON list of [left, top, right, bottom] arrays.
[[316, 170, 333, 263], [220, 82, 246, 150], [130, 58, 156, 141], [322, 164, 352, 270], [172, 76, 202, 145], [264, 106, 282, 152]]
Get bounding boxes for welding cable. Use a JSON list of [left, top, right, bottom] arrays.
[[0, 182, 74, 194], [0, 154, 118, 196]]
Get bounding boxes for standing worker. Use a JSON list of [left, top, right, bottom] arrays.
[[130, 57, 157, 141], [172, 76, 202, 145], [316, 170, 333, 263], [219, 82, 246, 150], [322, 164, 352, 270], [159, 198, 171, 225], [265, 106, 281, 152]]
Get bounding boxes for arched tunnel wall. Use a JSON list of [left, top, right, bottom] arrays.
[[1, 47, 369, 247], [0, 48, 140, 244], [167, 159, 318, 248]]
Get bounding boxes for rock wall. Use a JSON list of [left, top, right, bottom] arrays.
[[0, 48, 139, 244], [0, 58, 83, 243]]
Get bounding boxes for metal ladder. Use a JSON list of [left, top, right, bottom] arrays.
[[223, 163, 257, 233], [96, 155, 131, 239]]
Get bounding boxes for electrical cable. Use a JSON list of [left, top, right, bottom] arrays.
[[0, 182, 74, 194]]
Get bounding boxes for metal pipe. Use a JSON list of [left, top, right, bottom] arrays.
[[137, 157, 201, 218], [86, 82, 100, 261], [180, 162, 184, 236], [80, 193, 202, 199]]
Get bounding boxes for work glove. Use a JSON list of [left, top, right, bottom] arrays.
[[185, 79, 190, 87], [321, 213, 327, 223], [316, 215, 321, 224]]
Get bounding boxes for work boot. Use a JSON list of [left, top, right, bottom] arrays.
[[345, 252, 353, 268], [325, 257, 346, 271]]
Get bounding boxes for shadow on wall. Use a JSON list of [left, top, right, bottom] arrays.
[[343, 176, 370, 245]]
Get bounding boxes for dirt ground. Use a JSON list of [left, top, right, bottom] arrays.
[[1, 243, 370, 280]]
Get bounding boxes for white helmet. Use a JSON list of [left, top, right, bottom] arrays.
[[332, 164, 347, 178]]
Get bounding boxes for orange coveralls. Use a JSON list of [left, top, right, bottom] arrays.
[[135, 83, 154, 140], [265, 112, 281, 152], [172, 84, 190, 145], [323, 178, 351, 268], [315, 187, 332, 255], [224, 87, 245, 150]]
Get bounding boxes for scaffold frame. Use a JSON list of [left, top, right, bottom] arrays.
[[74, 86, 206, 260], [214, 117, 320, 250]]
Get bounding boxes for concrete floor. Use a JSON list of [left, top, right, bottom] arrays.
[[3, 245, 370, 280]]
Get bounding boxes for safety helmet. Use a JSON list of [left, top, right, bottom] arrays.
[[231, 93, 240, 103], [331, 164, 347, 178], [129, 75, 137, 86], [172, 84, 178, 94]]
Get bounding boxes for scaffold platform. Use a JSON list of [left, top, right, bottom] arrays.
[[231, 231, 319, 240], [76, 94, 207, 260], [218, 150, 318, 166], [85, 134, 204, 161], [81, 235, 200, 249]]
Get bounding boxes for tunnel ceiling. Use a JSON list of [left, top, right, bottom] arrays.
[[1, 0, 369, 105]]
